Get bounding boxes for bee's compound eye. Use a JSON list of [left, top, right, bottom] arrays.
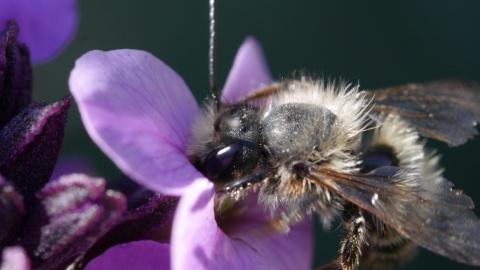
[[204, 143, 242, 180]]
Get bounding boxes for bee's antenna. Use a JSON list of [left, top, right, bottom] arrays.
[[209, 0, 220, 111]]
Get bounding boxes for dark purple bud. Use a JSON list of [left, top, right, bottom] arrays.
[[0, 176, 24, 248], [115, 193, 177, 242], [0, 21, 33, 128], [80, 176, 178, 266], [0, 96, 70, 201], [14, 174, 126, 270], [106, 175, 156, 210]]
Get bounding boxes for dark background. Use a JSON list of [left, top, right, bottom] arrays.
[[33, 0, 480, 269]]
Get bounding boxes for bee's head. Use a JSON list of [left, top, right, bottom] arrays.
[[188, 0, 263, 187], [188, 103, 261, 185]]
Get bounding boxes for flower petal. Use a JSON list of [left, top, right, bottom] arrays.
[[85, 241, 170, 270], [0, 0, 78, 63], [0, 246, 30, 270], [0, 176, 24, 247], [0, 96, 70, 200], [222, 37, 273, 103], [14, 174, 126, 269], [69, 49, 202, 195], [0, 21, 32, 128], [171, 178, 313, 270]]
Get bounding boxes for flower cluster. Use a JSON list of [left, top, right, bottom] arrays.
[[0, 0, 314, 269], [0, 11, 126, 270], [0, 2, 179, 269]]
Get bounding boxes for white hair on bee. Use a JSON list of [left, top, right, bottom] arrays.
[[250, 78, 371, 227], [262, 78, 370, 173], [369, 116, 443, 188], [366, 116, 448, 230], [186, 100, 216, 161], [267, 78, 369, 137]]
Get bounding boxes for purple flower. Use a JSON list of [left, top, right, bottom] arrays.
[[70, 37, 314, 269], [0, 0, 78, 63]]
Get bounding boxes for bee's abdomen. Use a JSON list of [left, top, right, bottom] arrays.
[[362, 217, 418, 269], [261, 103, 336, 161]]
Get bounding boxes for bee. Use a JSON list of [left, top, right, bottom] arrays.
[[188, 1, 480, 270]]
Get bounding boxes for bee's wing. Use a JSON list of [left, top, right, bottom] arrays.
[[309, 166, 480, 265], [365, 80, 480, 146]]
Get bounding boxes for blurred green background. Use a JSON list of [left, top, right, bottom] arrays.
[[33, 0, 480, 269]]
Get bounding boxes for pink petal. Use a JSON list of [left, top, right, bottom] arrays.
[[69, 49, 203, 196], [222, 37, 273, 103], [0, 246, 30, 270], [171, 178, 313, 270], [85, 241, 170, 270], [0, 0, 78, 63]]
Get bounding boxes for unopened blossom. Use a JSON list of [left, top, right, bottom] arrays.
[[0, 0, 78, 62], [0, 21, 32, 128], [0, 20, 70, 202], [0, 21, 131, 270], [79, 179, 178, 267], [0, 98, 129, 269], [70, 37, 313, 269], [0, 91, 128, 269]]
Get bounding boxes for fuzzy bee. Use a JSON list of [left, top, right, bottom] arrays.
[[188, 78, 480, 270], [188, 2, 480, 270]]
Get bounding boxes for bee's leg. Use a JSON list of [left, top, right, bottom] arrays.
[[222, 173, 266, 192], [339, 204, 367, 270], [317, 204, 367, 270]]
